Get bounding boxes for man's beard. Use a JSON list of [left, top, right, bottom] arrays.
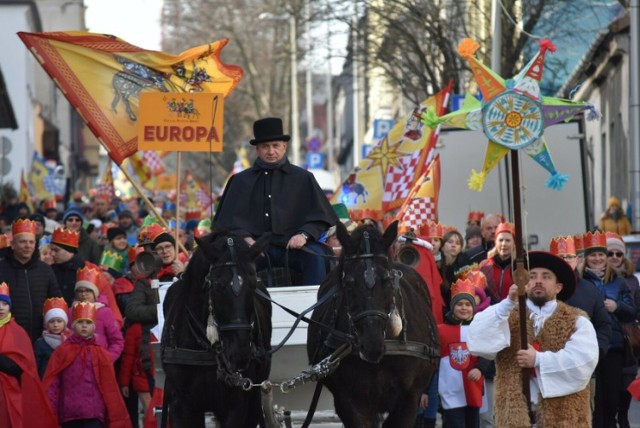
[[529, 294, 548, 307]]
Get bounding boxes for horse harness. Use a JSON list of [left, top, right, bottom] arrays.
[[162, 238, 268, 390]]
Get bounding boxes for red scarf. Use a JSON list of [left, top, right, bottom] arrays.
[[43, 336, 132, 428]]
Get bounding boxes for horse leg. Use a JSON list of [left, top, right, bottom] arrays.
[[333, 394, 378, 428], [381, 391, 422, 428], [168, 400, 205, 428]]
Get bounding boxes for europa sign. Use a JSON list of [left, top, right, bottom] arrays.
[[138, 92, 224, 152]]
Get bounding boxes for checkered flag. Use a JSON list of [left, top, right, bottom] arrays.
[[141, 151, 165, 175], [395, 154, 441, 233], [401, 198, 437, 230], [382, 149, 421, 206]]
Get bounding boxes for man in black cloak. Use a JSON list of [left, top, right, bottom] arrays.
[[214, 117, 337, 285]]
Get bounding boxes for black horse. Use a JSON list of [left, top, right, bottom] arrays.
[[161, 231, 272, 428], [307, 221, 440, 427]]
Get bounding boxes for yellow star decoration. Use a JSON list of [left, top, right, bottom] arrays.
[[366, 136, 405, 175]]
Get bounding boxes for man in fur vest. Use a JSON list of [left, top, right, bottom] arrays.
[[467, 251, 599, 427]]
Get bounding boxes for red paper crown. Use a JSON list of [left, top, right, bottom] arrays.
[[456, 264, 487, 289], [421, 221, 444, 239], [127, 246, 144, 265], [43, 297, 68, 315], [12, 218, 37, 236], [549, 236, 576, 256], [574, 234, 584, 252], [582, 231, 606, 250], [0, 234, 9, 249], [451, 278, 477, 300], [71, 301, 97, 323], [468, 210, 484, 223], [51, 228, 80, 248], [494, 222, 515, 239], [442, 225, 458, 236], [185, 209, 201, 221], [44, 199, 57, 210], [0, 282, 10, 298], [145, 224, 167, 242], [76, 267, 100, 287]]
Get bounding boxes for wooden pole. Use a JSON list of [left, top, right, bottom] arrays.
[[510, 149, 533, 424], [175, 152, 181, 255], [118, 165, 188, 255]]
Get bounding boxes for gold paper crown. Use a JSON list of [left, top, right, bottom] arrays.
[[495, 221, 515, 238], [12, 218, 37, 236], [582, 231, 606, 251], [0, 282, 10, 298], [420, 221, 444, 239], [71, 301, 97, 324], [100, 250, 124, 273], [43, 199, 57, 210], [549, 235, 576, 256], [127, 246, 144, 265], [76, 267, 100, 287], [451, 278, 477, 300], [0, 234, 10, 249], [43, 297, 68, 315], [468, 210, 484, 223], [51, 228, 80, 248]]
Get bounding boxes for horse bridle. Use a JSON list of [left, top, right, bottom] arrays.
[[342, 231, 393, 326], [205, 237, 253, 334]]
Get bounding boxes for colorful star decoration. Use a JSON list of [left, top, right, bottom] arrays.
[[423, 38, 599, 191], [366, 135, 405, 176]]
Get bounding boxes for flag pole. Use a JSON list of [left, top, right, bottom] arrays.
[[175, 152, 182, 255], [118, 164, 188, 254]]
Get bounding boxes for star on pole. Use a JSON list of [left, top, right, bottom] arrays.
[[366, 136, 405, 176]]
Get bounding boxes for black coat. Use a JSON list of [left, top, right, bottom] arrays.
[[0, 250, 61, 342], [214, 159, 337, 247], [51, 255, 86, 306]]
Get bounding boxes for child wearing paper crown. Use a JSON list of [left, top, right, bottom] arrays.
[[71, 267, 124, 362], [43, 301, 131, 428], [34, 297, 72, 378], [0, 282, 58, 428], [436, 278, 490, 428]]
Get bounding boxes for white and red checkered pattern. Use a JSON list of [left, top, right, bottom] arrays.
[[382, 150, 421, 204], [401, 198, 437, 231], [141, 151, 165, 175], [195, 188, 212, 208]]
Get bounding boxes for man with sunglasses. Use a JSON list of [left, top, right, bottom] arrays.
[[62, 206, 102, 265]]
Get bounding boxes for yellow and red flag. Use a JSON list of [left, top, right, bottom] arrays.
[[395, 154, 441, 234], [332, 82, 451, 220], [179, 171, 211, 211], [18, 31, 243, 165], [126, 151, 152, 188], [95, 159, 115, 200], [19, 170, 34, 212]]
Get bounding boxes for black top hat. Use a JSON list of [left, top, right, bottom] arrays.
[[525, 251, 576, 302], [249, 117, 291, 146]]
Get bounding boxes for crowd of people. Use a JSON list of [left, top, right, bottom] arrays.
[[0, 116, 638, 427]]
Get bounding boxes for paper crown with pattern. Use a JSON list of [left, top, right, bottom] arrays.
[[455, 264, 487, 289], [75, 267, 101, 295], [43, 199, 57, 210], [450, 277, 477, 309], [495, 222, 515, 239], [549, 235, 577, 256], [0, 234, 9, 249], [0, 282, 10, 306], [141, 215, 162, 227], [127, 246, 144, 265], [100, 250, 124, 273], [12, 218, 37, 236], [51, 227, 80, 248], [574, 234, 584, 253], [71, 301, 97, 324], [582, 231, 607, 252], [467, 210, 484, 223], [138, 223, 167, 245], [43, 297, 68, 315], [420, 221, 444, 239]]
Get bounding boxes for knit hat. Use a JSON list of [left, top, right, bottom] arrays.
[[29, 213, 46, 227], [582, 231, 607, 257], [450, 278, 477, 310], [43, 297, 69, 325], [62, 206, 85, 223], [71, 301, 97, 325], [51, 228, 80, 253], [605, 232, 625, 255], [153, 231, 176, 247], [106, 226, 126, 242], [0, 282, 11, 308], [75, 267, 100, 298]]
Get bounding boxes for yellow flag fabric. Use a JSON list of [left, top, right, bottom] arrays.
[[179, 171, 211, 211], [19, 170, 34, 212], [332, 83, 452, 220], [28, 152, 54, 200], [18, 31, 243, 165]]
